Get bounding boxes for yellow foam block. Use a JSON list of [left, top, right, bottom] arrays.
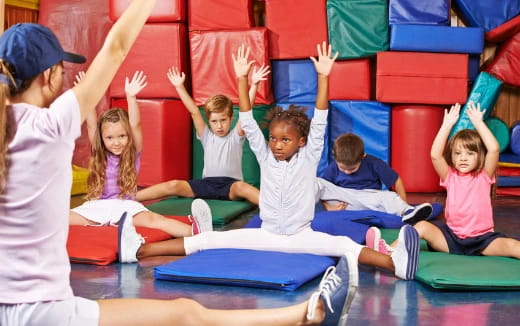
[[71, 165, 89, 195]]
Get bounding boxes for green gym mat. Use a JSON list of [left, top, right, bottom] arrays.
[[381, 229, 520, 290], [146, 197, 255, 228]]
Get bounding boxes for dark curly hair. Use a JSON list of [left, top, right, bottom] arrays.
[[263, 105, 311, 140]]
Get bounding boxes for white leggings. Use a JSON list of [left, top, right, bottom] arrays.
[[316, 178, 410, 216], [184, 227, 364, 260]]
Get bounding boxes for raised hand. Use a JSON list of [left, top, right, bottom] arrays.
[[73, 71, 85, 86], [309, 41, 338, 77], [251, 64, 270, 85], [167, 67, 186, 88], [125, 70, 147, 97], [232, 44, 255, 78], [466, 101, 486, 125], [443, 102, 461, 127]]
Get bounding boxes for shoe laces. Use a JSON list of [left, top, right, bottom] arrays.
[[306, 266, 341, 320]]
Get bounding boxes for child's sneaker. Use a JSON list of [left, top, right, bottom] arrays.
[[190, 199, 213, 235], [391, 225, 420, 280], [306, 252, 359, 326], [402, 203, 432, 225], [117, 212, 145, 263], [365, 226, 392, 255]]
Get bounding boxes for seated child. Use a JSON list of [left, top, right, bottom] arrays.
[[316, 133, 432, 224], [368, 102, 520, 259], [135, 65, 270, 205]]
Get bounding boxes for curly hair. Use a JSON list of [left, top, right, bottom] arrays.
[[86, 108, 138, 200], [444, 129, 487, 173], [263, 105, 311, 140]]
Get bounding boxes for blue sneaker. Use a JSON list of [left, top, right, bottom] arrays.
[[117, 212, 144, 263], [307, 252, 358, 326], [402, 203, 432, 225], [391, 225, 420, 280]]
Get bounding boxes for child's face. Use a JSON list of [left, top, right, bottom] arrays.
[[268, 121, 305, 161], [101, 121, 129, 155], [337, 161, 361, 175], [208, 112, 233, 137], [451, 142, 478, 174]]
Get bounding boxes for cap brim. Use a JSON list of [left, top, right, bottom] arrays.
[[63, 51, 86, 64]]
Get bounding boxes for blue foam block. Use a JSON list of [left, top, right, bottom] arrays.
[[272, 59, 316, 103], [511, 122, 520, 155], [500, 152, 520, 164], [498, 176, 520, 187], [329, 101, 390, 163], [390, 25, 484, 54], [154, 249, 335, 291], [453, 0, 520, 32], [389, 0, 450, 25]]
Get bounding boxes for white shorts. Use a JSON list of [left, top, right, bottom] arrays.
[[0, 297, 99, 326], [71, 199, 148, 225]]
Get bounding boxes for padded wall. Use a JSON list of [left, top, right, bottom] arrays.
[[329, 59, 371, 100], [272, 59, 317, 103], [39, 0, 112, 167], [329, 101, 391, 163], [485, 31, 520, 87], [327, 0, 388, 59], [388, 0, 450, 25], [391, 105, 444, 192], [188, 0, 253, 30], [109, 23, 188, 99], [265, 0, 328, 59], [376, 51, 468, 104], [190, 28, 272, 106], [109, 0, 186, 22], [112, 99, 192, 187]]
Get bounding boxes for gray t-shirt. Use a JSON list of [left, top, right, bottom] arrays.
[[199, 126, 244, 180]]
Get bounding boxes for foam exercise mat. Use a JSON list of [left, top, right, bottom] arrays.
[[146, 197, 255, 227], [154, 248, 335, 291], [380, 229, 520, 290]]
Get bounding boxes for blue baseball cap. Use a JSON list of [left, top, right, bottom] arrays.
[[0, 23, 86, 86]]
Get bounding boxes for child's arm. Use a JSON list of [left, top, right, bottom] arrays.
[[167, 67, 206, 138], [310, 42, 338, 110], [431, 103, 461, 180], [393, 176, 407, 202], [125, 71, 147, 152], [234, 64, 271, 137], [233, 44, 255, 113], [466, 101, 500, 178], [74, 71, 97, 146], [73, 0, 157, 123]]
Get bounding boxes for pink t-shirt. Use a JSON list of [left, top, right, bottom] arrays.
[[0, 90, 80, 303], [441, 168, 495, 239]]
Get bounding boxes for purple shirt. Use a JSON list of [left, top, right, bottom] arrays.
[[100, 152, 141, 200]]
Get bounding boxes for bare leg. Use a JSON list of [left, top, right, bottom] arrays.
[[136, 238, 186, 258], [358, 247, 394, 271], [228, 181, 259, 205], [136, 180, 194, 202], [69, 211, 99, 226], [481, 237, 520, 259], [132, 211, 192, 237], [412, 221, 449, 252], [98, 297, 324, 326]]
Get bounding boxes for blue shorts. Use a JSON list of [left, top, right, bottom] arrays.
[[188, 177, 239, 200], [429, 222, 506, 255]]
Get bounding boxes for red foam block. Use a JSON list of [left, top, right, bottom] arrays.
[[265, 0, 328, 59], [190, 28, 272, 106], [377, 51, 468, 105], [188, 0, 253, 30], [329, 59, 371, 100], [109, 23, 188, 99], [391, 105, 444, 192], [111, 98, 191, 187], [485, 31, 520, 87], [486, 14, 520, 43], [109, 0, 186, 22]]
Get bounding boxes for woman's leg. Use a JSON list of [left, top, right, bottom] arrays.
[[136, 180, 194, 202], [132, 211, 192, 237]]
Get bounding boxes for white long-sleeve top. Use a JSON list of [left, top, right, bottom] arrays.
[[239, 109, 328, 235]]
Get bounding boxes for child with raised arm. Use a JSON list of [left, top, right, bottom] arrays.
[[316, 133, 433, 225], [369, 102, 520, 259], [0, 1, 355, 324], [135, 64, 270, 205], [69, 71, 203, 239]]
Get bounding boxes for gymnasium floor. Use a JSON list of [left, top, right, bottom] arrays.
[[70, 193, 520, 325]]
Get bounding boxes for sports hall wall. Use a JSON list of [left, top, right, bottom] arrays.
[[5, 0, 520, 195]]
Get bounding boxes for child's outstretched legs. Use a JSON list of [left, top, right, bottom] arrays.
[[136, 179, 194, 202], [479, 237, 520, 259], [133, 211, 192, 237], [228, 181, 260, 205]]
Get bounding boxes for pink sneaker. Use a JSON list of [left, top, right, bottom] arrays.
[[365, 227, 392, 256]]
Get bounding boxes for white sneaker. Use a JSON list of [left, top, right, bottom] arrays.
[[402, 203, 432, 225], [190, 199, 213, 235], [307, 252, 359, 326], [391, 225, 420, 280], [117, 212, 145, 263]]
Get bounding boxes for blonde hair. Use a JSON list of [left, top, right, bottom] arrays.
[[445, 129, 487, 173], [203, 94, 233, 119], [86, 108, 138, 200]]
